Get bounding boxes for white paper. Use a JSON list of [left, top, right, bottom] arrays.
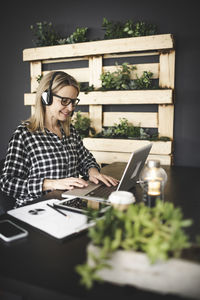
[[8, 199, 88, 239]]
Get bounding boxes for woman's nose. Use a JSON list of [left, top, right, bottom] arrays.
[[67, 102, 73, 111]]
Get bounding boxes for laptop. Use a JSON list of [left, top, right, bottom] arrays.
[[62, 143, 152, 200]]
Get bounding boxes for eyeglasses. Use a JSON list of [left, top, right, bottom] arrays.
[[52, 93, 80, 107]]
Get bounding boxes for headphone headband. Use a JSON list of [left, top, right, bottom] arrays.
[[41, 71, 63, 106]]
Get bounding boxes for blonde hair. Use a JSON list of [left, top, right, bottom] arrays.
[[24, 71, 80, 136]]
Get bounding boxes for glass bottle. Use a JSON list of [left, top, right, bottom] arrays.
[[139, 160, 167, 207]]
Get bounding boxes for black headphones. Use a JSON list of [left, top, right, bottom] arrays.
[[41, 71, 63, 106]]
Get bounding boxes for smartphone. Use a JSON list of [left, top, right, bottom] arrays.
[[0, 219, 28, 242], [54, 197, 111, 214]]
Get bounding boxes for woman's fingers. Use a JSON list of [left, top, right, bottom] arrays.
[[55, 177, 88, 190], [89, 173, 119, 187]]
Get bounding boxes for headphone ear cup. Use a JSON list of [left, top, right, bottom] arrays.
[[42, 90, 52, 106], [41, 91, 48, 105]]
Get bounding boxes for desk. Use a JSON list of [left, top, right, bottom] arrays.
[[0, 165, 200, 300]]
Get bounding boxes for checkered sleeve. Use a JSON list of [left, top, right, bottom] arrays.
[[72, 127, 100, 177], [0, 128, 43, 203]]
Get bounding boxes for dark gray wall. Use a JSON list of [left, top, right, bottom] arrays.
[[0, 0, 199, 167]]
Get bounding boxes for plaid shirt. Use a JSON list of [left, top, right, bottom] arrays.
[[0, 124, 100, 207]]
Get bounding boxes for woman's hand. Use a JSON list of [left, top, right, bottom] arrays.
[[43, 177, 88, 191], [88, 168, 119, 187]]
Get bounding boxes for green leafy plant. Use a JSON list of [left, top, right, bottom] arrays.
[[79, 83, 95, 94], [31, 22, 88, 46], [61, 27, 88, 44], [124, 20, 158, 37], [134, 71, 154, 89], [94, 118, 141, 139], [30, 22, 60, 46], [36, 74, 43, 83], [100, 62, 136, 90], [72, 111, 95, 138], [102, 17, 158, 39], [76, 200, 192, 289], [100, 63, 154, 91], [94, 118, 170, 141], [113, 118, 140, 138], [102, 17, 127, 39]]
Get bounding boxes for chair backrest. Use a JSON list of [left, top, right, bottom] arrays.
[[0, 159, 16, 215], [0, 159, 5, 175]]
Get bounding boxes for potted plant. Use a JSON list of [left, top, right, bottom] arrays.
[[76, 200, 200, 299]]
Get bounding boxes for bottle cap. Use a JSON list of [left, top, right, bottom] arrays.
[[147, 160, 160, 168]]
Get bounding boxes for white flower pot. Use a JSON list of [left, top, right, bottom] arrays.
[[88, 243, 200, 299]]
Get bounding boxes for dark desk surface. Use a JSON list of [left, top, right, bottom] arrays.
[[0, 165, 200, 300]]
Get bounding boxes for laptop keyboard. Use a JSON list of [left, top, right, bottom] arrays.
[[86, 184, 118, 198]]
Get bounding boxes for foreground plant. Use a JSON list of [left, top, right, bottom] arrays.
[[76, 200, 192, 289]]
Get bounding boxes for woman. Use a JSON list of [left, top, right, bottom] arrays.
[[0, 71, 118, 207]]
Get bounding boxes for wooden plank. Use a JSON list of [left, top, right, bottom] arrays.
[[24, 90, 173, 106], [159, 50, 175, 88], [79, 90, 173, 105], [90, 151, 171, 165], [43, 68, 89, 82], [89, 56, 102, 88], [42, 63, 158, 83], [24, 93, 35, 105], [23, 34, 174, 61], [89, 105, 102, 133], [104, 51, 159, 59], [24, 89, 173, 106], [158, 105, 174, 139], [31, 106, 35, 116], [42, 56, 88, 64], [83, 138, 172, 155], [103, 112, 157, 128], [73, 112, 157, 128], [30, 61, 42, 93], [103, 63, 159, 79]]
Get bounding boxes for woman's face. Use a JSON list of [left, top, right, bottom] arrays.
[[45, 85, 78, 122]]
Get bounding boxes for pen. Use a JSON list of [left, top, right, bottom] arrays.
[[47, 203, 68, 217]]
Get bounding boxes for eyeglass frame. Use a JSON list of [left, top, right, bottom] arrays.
[[52, 93, 80, 107]]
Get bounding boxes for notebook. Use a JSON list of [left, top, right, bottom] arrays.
[[62, 143, 152, 200], [7, 199, 92, 240]]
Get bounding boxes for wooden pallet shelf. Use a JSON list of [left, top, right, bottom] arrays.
[[23, 34, 175, 165], [83, 138, 172, 165], [23, 34, 174, 61]]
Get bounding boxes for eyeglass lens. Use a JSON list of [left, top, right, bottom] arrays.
[[52, 93, 79, 106]]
